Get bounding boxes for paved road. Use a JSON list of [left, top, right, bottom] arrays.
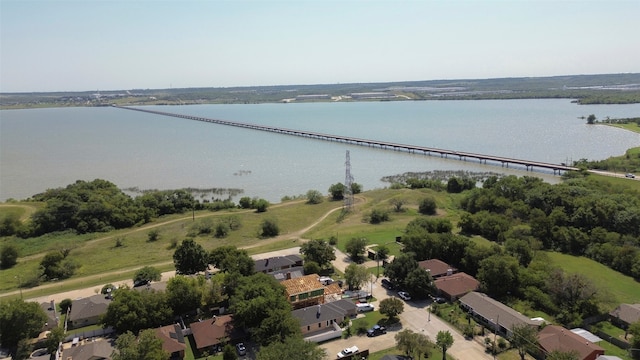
[[321, 248, 492, 360]]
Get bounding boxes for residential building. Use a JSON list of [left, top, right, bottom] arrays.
[[292, 300, 357, 336], [282, 274, 326, 309], [190, 315, 243, 352], [154, 324, 186, 359], [434, 272, 479, 301], [254, 254, 303, 274], [459, 292, 540, 338], [418, 259, 457, 279], [538, 325, 604, 360], [61, 338, 116, 360], [68, 294, 111, 329], [40, 300, 59, 331], [609, 303, 640, 328]]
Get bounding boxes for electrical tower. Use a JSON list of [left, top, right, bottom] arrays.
[[344, 150, 354, 210]]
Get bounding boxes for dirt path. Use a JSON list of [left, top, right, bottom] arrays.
[[1, 197, 362, 301]]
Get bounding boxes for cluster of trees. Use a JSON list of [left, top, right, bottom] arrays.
[[328, 182, 362, 201], [458, 175, 640, 279], [1, 179, 262, 239]]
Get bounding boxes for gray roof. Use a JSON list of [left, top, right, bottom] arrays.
[[271, 266, 305, 281], [62, 338, 115, 360], [609, 303, 640, 325], [69, 294, 111, 322], [254, 254, 303, 273], [459, 292, 539, 331], [292, 299, 356, 327]]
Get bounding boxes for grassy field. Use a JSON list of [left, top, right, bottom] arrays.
[[545, 252, 640, 306]]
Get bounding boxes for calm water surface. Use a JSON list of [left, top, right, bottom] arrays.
[[1, 100, 639, 202]]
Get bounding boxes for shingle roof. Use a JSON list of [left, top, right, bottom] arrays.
[[418, 259, 456, 277], [538, 325, 604, 360], [434, 272, 479, 298], [282, 274, 324, 296], [459, 292, 539, 331], [291, 300, 356, 327], [190, 315, 240, 350], [62, 338, 115, 360], [254, 254, 303, 273], [609, 303, 640, 325], [154, 324, 186, 355], [69, 294, 111, 322]]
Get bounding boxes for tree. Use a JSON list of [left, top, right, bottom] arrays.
[[166, 275, 202, 315], [0, 244, 19, 269], [45, 327, 65, 355], [260, 218, 280, 237], [147, 229, 160, 242], [328, 183, 346, 200], [299, 239, 336, 268], [379, 297, 404, 321], [419, 196, 437, 215], [345, 263, 370, 290], [0, 298, 47, 349], [404, 267, 435, 300], [173, 238, 208, 275], [306, 189, 324, 204], [223, 344, 238, 360], [252, 198, 270, 212], [252, 308, 301, 346], [256, 335, 327, 360], [390, 198, 406, 212], [384, 253, 419, 290], [102, 288, 172, 334], [133, 266, 162, 284], [511, 324, 538, 360], [477, 254, 520, 299], [436, 330, 454, 360], [395, 329, 433, 360], [303, 261, 321, 275], [628, 321, 640, 359], [209, 246, 255, 276], [351, 182, 362, 195], [586, 114, 596, 124], [59, 298, 72, 314], [112, 329, 168, 360], [40, 249, 78, 280], [239, 197, 252, 209], [345, 237, 367, 262]]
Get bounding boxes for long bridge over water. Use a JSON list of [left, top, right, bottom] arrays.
[[115, 105, 579, 174]]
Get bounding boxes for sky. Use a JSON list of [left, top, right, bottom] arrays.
[[1, 0, 639, 93]]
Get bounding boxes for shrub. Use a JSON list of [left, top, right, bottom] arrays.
[[260, 218, 279, 237], [147, 229, 160, 242], [419, 197, 437, 215]]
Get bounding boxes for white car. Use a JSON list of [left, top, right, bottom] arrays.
[[398, 291, 412, 301], [337, 346, 359, 358]]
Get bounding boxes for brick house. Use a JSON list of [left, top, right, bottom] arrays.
[[538, 325, 604, 360]]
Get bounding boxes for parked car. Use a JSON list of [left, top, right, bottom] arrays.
[[337, 346, 359, 358], [356, 303, 374, 312], [367, 324, 387, 337], [398, 291, 411, 301], [625, 173, 636, 178], [381, 278, 394, 290], [133, 279, 150, 288], [235, 343, 246, 356], [431, 295, 446, 304]]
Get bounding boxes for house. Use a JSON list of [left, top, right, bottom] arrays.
[[154, 324, 186, 359], [609, 303, 640, 329], [61, 338, 116, 360], [190, 315, 243, 352], [270, 267, 305, 281], [282, 274, 326, 309], [459, 292, 540, 338], [68, 294, 111, 329], [292, 299, 357, 336], [254, 254, 303, 274], [40, 300, 59, 331], [434, 272, 479, 301], [418, 259, 457, 279], [538, 325, 604, 360]]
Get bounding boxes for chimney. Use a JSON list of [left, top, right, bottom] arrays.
[[50, 300, 55, 311], [447, 269, 453, 276], [316, 304, 321, 318], [211, 315, 217, 323], [265, 258, 269, 266], [286, 272, 291, 280]]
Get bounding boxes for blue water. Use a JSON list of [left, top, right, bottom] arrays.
[[1, 100, 639, 202]]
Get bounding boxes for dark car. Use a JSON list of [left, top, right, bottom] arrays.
[[431, 295, 446, 304], [381, 278, 394, 290], [235, 343, 246, 356], [367, 324, 387, 337], [133, 279, 150, 288]]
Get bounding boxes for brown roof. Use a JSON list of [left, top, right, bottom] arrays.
[[538, 325, 604, 360], [434, 272, 479, 298], [154, 324, 186, 355], [609, 304, 640, 325], [282, 274, 324, 296], [190, 315, 237, 350], [324, 283, 342, 296], [418, 259, 456, 277]]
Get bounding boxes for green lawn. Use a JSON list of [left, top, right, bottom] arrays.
[[545, 252, 640, 305]]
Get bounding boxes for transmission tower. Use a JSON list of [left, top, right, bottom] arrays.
[[344, 150, 354, 210]]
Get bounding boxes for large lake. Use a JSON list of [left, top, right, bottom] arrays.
[[1, 99, 639, 202]]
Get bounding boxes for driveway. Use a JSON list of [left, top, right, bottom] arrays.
[[323, 248, 492, 360]]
